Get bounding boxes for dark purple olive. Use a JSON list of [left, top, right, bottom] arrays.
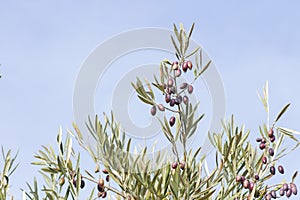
[[172, 61, 179, 70], [280, 188, 285, 196], [254, 174, 259, 180], [176, 95, 182, 104], [180, 82, 188, 89], [175, 69, 181, 77], [97, 179, 105, 192], [269, 148, 274, 156], [150, 106, 157, 116], [187, 61, 193, 70], [286, 188, 292, 197], [256, 138, 262, 142], [158, 104, 165, 111], [278, 165, 284, 174], [270, 135, 276, 143], [283, 183, 289, 191], [165, 94, 171, 103], [290, 183, 297, 195], [182, 62, 188, 72], [80, 180, 85, 189], [187, 85, 193, 94], [262, 156, 267, 164], [270, 166, 276, 175], [169, 116, 176, 127], [172, 162, 178, 169], [170, 99, 175, 107], [102, 191, 107, 198], [106, 175, 110, 182], [270, 190, 276, 198], [183, 96, 189, 105], [268, 128, 274, 137], [243, 179, 250, 189], [259, 142, 266, 150], [261, 138, 266, 143]]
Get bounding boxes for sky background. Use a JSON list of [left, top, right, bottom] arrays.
[[1, 0, 300, 198]]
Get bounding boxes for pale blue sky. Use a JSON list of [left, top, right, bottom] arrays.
[[1, 0, 300, 198]]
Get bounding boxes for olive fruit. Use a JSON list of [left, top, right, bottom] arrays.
[[183, 96, 189, 105], [256, 138, 262, 142], [158, 104, 165, 111], [268, 128, 274, 137], [59, 177, 65, 186], [262, 156, 267, 164], [290, 183, 298, 195], [170, 99, 175, 107], [172, 61, 179, 70], [270, 190, 276, 198], [169, 116, 176, 127], [171, 162, 178, 169], [243, 179, 249, 189], [180, 162, 185, 170], [259, 142, 266, 150], [286, 188, 292, 197], [180, 82, 188, 89], [80, 180, 85, 189], [187, 61, 193, 69], [283, 183, 289, 191], [187, 85, 193, 94], [265, 194, 271, 200], [279, 188, 285, 196], [102, 191, 107, 198], [270, 166, 276, 175], [236, 175, 242, 182], [270, 135, 275, 143], [175, 69, 181, 77], [94, 165, 100, 173], [254, 174, 259, 180], [150, 106, 157, 116], [168, 78, 174, 87], [106, 175, 110, 182], [165, 94, 171, 103], [102, 169, 109, 174], [182, 62, 188, 72], [278, 165, 284, 174], [249, 181, 254, 191], [268, 148, 274, 156]]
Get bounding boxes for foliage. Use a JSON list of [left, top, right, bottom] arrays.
[[1, 24, 299, 199]]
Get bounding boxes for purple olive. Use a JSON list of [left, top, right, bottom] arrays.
[[180, 162, 185, 170], [150, 106, 157, 116], [236, 175, 242, 182], [169, 116, 176, 127], [172, 162, 178, 169], [256, 138, 262, 142], [175, 69, 181, 77], [180, 82, 188, 89], [290, 183, 297, 195], [268, 128, 274, 137], [254, 174, 259, 180], [278, 165, 284, 174], [158, 104, 165, 111], [243, 179, 250, 189], [270, 166, 276, 175], [279, 188, 285, 196], [165, 94, 171, 103], [270, 135, 275, 143], [283, 183, 289, 191], [249, 181, 254, 191], [168, 78, 174, 87], [286, 188, 292, 197], [183, 96, 189, 105], [270, 190, 276, 198], [182, 62, 188, 72], [259, 142, 266, 150], [268, 148, 274, 156], [262, 156, 267, 164], [170, 99, 175, 107], [187, 85, 194, 94]]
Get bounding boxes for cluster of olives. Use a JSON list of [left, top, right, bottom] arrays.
[[171, 161, 185, 170], [69, 174, 85, 189], [150, 60, 194, 128], [95, 168, 110, 198]]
